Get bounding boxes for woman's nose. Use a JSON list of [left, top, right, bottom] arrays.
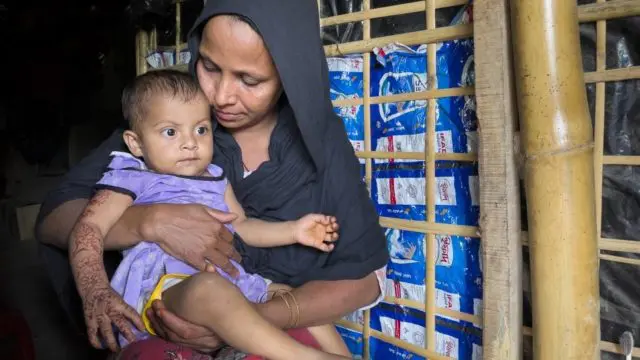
[[214, 76, 237, 107]]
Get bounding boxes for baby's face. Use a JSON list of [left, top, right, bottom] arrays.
[[137, 93, 214, 177]]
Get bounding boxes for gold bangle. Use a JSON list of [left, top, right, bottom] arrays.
[[286, 291, 300, 328], [274, 290, 294, 329]]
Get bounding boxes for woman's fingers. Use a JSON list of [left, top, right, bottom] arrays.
[[113, 315, 137, 345], [156, 306, 211, 339], [145, 306, 167, 338], [86, 320, 102, 349], [98, 316, 119, 352], [205, 249, 238, 277], [205, 208, 238, 224]]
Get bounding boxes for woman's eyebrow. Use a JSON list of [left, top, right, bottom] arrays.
[[199, 51, 267, 80]]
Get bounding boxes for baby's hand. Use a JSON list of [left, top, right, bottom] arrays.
[[293, 214, 339, 252]]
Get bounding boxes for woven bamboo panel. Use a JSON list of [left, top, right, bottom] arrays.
[[321, 1, 476, 358]]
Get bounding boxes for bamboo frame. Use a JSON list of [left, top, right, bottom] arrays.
[[323, 0, 480, 356], [511, 1, 600, 359]]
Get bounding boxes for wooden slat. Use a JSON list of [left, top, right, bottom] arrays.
[[379, 217, 479, 238], [320, 0, 467, 27], [355, 150, 476, 162], [331, 86, 474, 107], [474, 0, 523, 358], [603, 155, 640, 166], [323, 23, 472, 57], [584, 66, 640, 83], [382, 296, 482, 326], [578, 0, 640, 22], [369, 329, 454, 360]]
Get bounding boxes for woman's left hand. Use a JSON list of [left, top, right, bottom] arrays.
[[145, 300, 223, 353]]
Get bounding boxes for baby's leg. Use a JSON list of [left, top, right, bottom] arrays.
[[267, 283, 351, 357], [162, 272, 348, 360], [307, 325, 351, 357]]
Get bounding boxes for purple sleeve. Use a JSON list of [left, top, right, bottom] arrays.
[[95, 152, 148, 200]]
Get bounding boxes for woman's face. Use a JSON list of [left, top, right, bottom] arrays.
[[197, 15, 282, 131]]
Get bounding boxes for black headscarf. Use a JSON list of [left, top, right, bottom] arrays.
[[187, 0, 388, 286]]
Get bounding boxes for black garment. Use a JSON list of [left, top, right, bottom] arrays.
[[36, 0, 388, 330], [188, 0, 388, 286]]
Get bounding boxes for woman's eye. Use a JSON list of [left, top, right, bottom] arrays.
[[202, 61, 219, 72], [196, 126, 208, 135], [162, 128, 176, 137], [242, 76, 260, 87]]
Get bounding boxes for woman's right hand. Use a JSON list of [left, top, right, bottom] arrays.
[[81, 285, 144, 352], [141, 204, 241, 276]]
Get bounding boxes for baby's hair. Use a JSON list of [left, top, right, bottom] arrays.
[[122, 69, 202, 131]]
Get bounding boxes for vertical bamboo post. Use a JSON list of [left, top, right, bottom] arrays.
[[175, 1, 182, 63], [594, 0, 606, 239], [424, 0, 437, 351], [361, 1, 373, 358], [510, 1, 600, 359], [135, 30, 149, 75]]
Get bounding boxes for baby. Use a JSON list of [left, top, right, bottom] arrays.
[[68, 70, 350, 360]]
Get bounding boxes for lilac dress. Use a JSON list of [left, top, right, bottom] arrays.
[[97, 151, 268, 344]]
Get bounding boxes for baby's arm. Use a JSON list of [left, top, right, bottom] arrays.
[[224, 184, 338, 251]]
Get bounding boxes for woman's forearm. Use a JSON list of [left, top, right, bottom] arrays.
[[38, 199, 152, 251], [257, 273, 380, 328], [38, 199, 90, 249]]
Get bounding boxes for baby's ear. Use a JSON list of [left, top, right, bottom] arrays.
[[123, 130, 144, 157]]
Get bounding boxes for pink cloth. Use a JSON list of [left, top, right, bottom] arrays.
[[116, 329, 320, 360]]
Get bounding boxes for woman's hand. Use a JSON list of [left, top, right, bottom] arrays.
[[145, 300, 223, 353], [81, 284, 144, 352], [141, 204, 242, 275]]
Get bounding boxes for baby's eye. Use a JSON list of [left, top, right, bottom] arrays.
[[162, 128, 176, 137], [196, 126, 208, 135]]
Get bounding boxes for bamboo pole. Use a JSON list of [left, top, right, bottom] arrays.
[[360, 1, 372, 358], [424, 0, 437, 351], [510, 1, 600, 359]]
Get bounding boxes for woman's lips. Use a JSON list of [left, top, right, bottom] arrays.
[[214, 110, 242, 122]]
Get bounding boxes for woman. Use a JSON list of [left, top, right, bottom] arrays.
[[36, 0, 389, 358]]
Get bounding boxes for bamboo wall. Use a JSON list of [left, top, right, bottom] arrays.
[[134, 0, 640, 358], [320, 2, 477, 359]]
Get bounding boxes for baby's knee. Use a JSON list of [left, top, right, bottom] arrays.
[[181, 272, 229, 300]]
